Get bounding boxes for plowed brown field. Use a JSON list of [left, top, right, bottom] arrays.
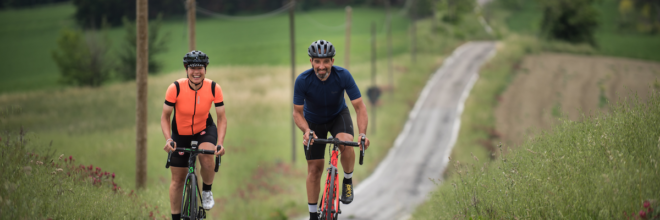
[[495, 53, 660, 146]]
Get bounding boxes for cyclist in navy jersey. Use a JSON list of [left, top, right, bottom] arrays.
[[293, 40, 371, 220]]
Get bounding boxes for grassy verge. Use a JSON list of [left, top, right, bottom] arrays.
[[0, 130, 172, 219], [414, 88, 660, 219]]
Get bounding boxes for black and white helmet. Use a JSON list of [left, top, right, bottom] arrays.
[[183, 50, 209, 68], [308, 40, 336, 58]]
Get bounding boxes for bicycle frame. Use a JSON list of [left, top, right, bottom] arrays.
[[166, 141, 222, 220], [320, 143, 341, 220], [306, 131, 365, 220]]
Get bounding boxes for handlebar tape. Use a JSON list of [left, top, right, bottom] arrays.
[[214, 145, 222, 172], [166, 142, 174, 169], [359, 136, 365, 165]]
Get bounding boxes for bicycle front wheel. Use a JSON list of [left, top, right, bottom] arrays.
[[181, 175, 198, 220]]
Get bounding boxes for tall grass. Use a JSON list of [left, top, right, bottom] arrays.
[[414, 91, 660, 219], [0, 129, 170, 219]]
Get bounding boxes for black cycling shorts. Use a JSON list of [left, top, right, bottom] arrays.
[[170, 125, 218, 167], [303, 107, 355, 160]]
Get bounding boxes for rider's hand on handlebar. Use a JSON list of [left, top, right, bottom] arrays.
[[164, 139, 176, 153], [359, 134, 370, 150], [215, 145, 225, 156], [303, 130, 318, 145]]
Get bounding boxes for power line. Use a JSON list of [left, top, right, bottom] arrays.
[[196, 2, 294, 21]]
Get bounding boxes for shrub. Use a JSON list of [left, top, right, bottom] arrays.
[[51, 28, 112, 87], [539, 0, 599, 45], [116, 14, 170, 81]]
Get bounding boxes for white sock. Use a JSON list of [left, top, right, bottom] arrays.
[[344, 172, 353, 179], [308, 203, 318, 212]]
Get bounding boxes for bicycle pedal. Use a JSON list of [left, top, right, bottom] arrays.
[[197, 207, 207, 219]]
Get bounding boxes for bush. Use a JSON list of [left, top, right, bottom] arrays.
[[116, 14, 170, 81], [51, 28, 112, 87], [539, 0, 600, 45]]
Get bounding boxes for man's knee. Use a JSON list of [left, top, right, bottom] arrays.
[[307, 160, 324, 179]]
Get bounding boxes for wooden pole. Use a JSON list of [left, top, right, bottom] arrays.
[[289, 0, 296, 163], [411, 0, 416, 63], [371, 21, 377, 134], [344, 6, 352, 70], [188, 0, 196, 51], [385, 0, 393, 91], [135, 0, 148, 189]]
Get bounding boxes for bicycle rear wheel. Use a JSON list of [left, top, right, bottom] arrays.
[[322, 171, 337, 220], [181, 175, 198, 220]]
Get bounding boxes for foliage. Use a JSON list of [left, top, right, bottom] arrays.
[[0, 129, 165, 219], [71, 0, 184, 28], [617, 0, 660, 34], [436, 0, 475, 24], [0, 0, 67, 9], [538, 0, 600, 45], [51, 28, 112, 87], [116, 14, 170, 81], [415, 90, 660, 219]]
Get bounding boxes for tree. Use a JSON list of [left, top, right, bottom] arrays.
[[116, 14, 170, 81], [436, 0, 474, 24], [539, 0, 599, 45], [51, 28, 112, 87]]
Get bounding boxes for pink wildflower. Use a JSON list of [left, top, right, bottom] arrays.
[[640, 210, 647, 219], [644, 200, 650, 208], [112, 173, 115, 179]]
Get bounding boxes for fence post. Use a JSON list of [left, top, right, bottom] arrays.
[[411, 0, 416, 63], [385, 0, 393, 91]]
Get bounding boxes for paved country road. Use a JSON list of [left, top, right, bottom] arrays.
[[340, 41, 496, 220]]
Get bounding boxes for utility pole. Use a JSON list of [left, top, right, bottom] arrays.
[[411, 0, 417, 63], [366, 22, 381, 135], [385, 0, 393, 91], [135, 0, 148, 189], [289, 0, 296, 163], [187, 0, 196, 51], [344, 6, 352, 70]]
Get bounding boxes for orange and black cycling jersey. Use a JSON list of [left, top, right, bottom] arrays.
[[164, 78, 224, 136]]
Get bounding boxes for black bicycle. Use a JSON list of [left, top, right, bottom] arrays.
[[165, 141, 222, 220], [305, 131, 366, 220]]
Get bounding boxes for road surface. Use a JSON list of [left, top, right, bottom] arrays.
[[340, 41, 497, 220]]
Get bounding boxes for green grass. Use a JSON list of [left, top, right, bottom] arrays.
[[0, 3, 414, 94], [413, 90, 660, 219], [0, 3, 488, 218], [496, 0, 660, 61], [0, 50, 453, 218]]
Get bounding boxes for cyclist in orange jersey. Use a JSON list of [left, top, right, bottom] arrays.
[[160, 50, 226, 220]]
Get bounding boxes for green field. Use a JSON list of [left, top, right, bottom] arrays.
[[0, 3, 413, 94], [0, 1, 476, 217], [499, 0, 660, 61]]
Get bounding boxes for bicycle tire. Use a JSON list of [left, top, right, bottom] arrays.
[[181, 175, 198, 220], [325, 168, 337, 220]]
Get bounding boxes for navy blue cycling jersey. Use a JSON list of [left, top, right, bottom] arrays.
[[293, 66, 362, 124]]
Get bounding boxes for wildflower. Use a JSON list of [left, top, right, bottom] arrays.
[[112, 173, 115, 179], [56, 168, 63, 172], [36, 161, 43, 165], [639, 210, 646, 218], [88, 165, 92, 171], [51, 171, 56, 175], [644, 200, 650, 208], [69, 155, 72, 161], [150, 211, 154, 217], [59, 154, 64, 160]]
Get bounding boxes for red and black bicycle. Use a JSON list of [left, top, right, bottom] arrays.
[[306, 131, 366, 220]]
